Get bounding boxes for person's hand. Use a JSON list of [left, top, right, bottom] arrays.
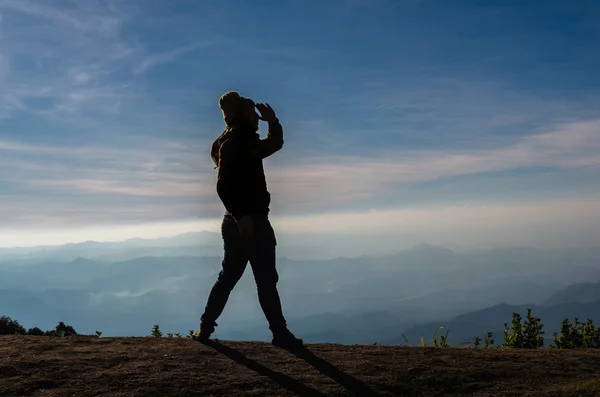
[[237, 216, 254, 239], [256, 103, 277, 123]]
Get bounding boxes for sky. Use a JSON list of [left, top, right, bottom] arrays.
[[0, 0, 599, 248]]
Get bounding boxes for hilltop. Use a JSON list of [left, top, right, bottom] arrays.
[[1, 336, 600, 396]]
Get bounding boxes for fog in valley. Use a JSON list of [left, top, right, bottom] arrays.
[[2, 230, 599, 345]]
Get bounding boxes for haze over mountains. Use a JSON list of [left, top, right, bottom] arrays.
[[1, 232, 599, 345], [0, 231, 423, 262]]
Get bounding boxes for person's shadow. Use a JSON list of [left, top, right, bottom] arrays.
[[281, 344, 384, 397], [200, 339, 325, 396], [199, 339, 385, 396]]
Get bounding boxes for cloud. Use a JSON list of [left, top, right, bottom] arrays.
[[0, 0, 122, 37], [0, 1, 220, 119], [132, 41, 221, 75], [0, 117, 597, 228], [0, 0, 132, 118], [0, 133, 222, 226], [266, 119, 600, 212], [273, 196, 600, 240], [328, 73, 600, 153]]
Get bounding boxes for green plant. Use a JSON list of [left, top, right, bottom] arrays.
[[167, 333, 173, 338], [523, 309, 544, 348], [431, 326, 450, 348], [95, 330, 103, 338], [552, 318, 600, 349], [504, 312, 523, 348], [175, 333, 182, 338], [186, 329, 194, 339], [410, 327, 468, 348], [151, 324, 162, 338], [581, 319, 599, 348], [503, 309, 544, 348], [471, 332, 494, 348]]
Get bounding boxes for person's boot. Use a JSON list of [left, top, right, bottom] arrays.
[[271, 328, 305, 349], [192, 320, 217, 341]]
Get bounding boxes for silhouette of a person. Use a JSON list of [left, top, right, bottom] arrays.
[[194, 91, 304, 348]]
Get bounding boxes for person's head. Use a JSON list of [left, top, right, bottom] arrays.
[[219, 91, 259, 131]]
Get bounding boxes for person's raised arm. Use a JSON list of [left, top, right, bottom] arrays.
[[256, 103, 284, 158]]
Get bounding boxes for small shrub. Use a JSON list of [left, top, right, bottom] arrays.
[[0, 316, 26, 335], [504, 312, 523, 348], [504, 309, 544, 348], [522, 309, 544, 348], [552, 318, 600, 349], [175, 333, 182, 338], [27, 327, 45, 336], [471, 332, 495, 348], [95, 330, 103, 338], [151, 324, 162, 338], [54, 321, 78, 337]]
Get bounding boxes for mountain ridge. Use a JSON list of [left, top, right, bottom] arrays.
[[394, 298, 600, 346]]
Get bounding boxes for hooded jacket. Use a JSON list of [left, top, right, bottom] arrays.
[[210, 119, 284, 221]]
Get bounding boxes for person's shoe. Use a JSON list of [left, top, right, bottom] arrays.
[[192, 321, 216, 341], [272, 329, 305, 349]]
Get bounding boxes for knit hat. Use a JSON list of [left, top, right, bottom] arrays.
[[219, 91, 254, 127]]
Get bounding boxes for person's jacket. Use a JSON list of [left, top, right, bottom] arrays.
[[210, 119, 284, 221]]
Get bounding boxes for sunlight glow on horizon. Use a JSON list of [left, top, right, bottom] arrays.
[[1, 196, 598, 249], [0, 219, 222, 248]]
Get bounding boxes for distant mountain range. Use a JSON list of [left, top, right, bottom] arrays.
[[0, 231, 457, 262], [0, 232, 225, 262], [1, 240, 599, 343], [389, 281, 600, 346], [545, 281, 600, 306]]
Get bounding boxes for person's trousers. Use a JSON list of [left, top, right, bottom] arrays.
[[200, 214, 288, 333]]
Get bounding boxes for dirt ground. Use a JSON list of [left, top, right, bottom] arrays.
[[1, 336, 600, 396]]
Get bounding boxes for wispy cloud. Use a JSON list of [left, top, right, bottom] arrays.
[[0, 0, 122, 36], [0, 1, 130, 118], [0, 0, 221, 119], [132, 41, 221, 75], [0, 133, 220, 226], [266, 119, 600, 212], [1, 118, 598, 227], [274, 197, 600, 239]]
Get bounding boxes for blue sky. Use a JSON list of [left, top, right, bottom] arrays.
[[0, 0, 599, 247]]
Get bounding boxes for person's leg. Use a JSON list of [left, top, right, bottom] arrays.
[[196, 215, 249, 339], [248, 215, 303, 347]]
